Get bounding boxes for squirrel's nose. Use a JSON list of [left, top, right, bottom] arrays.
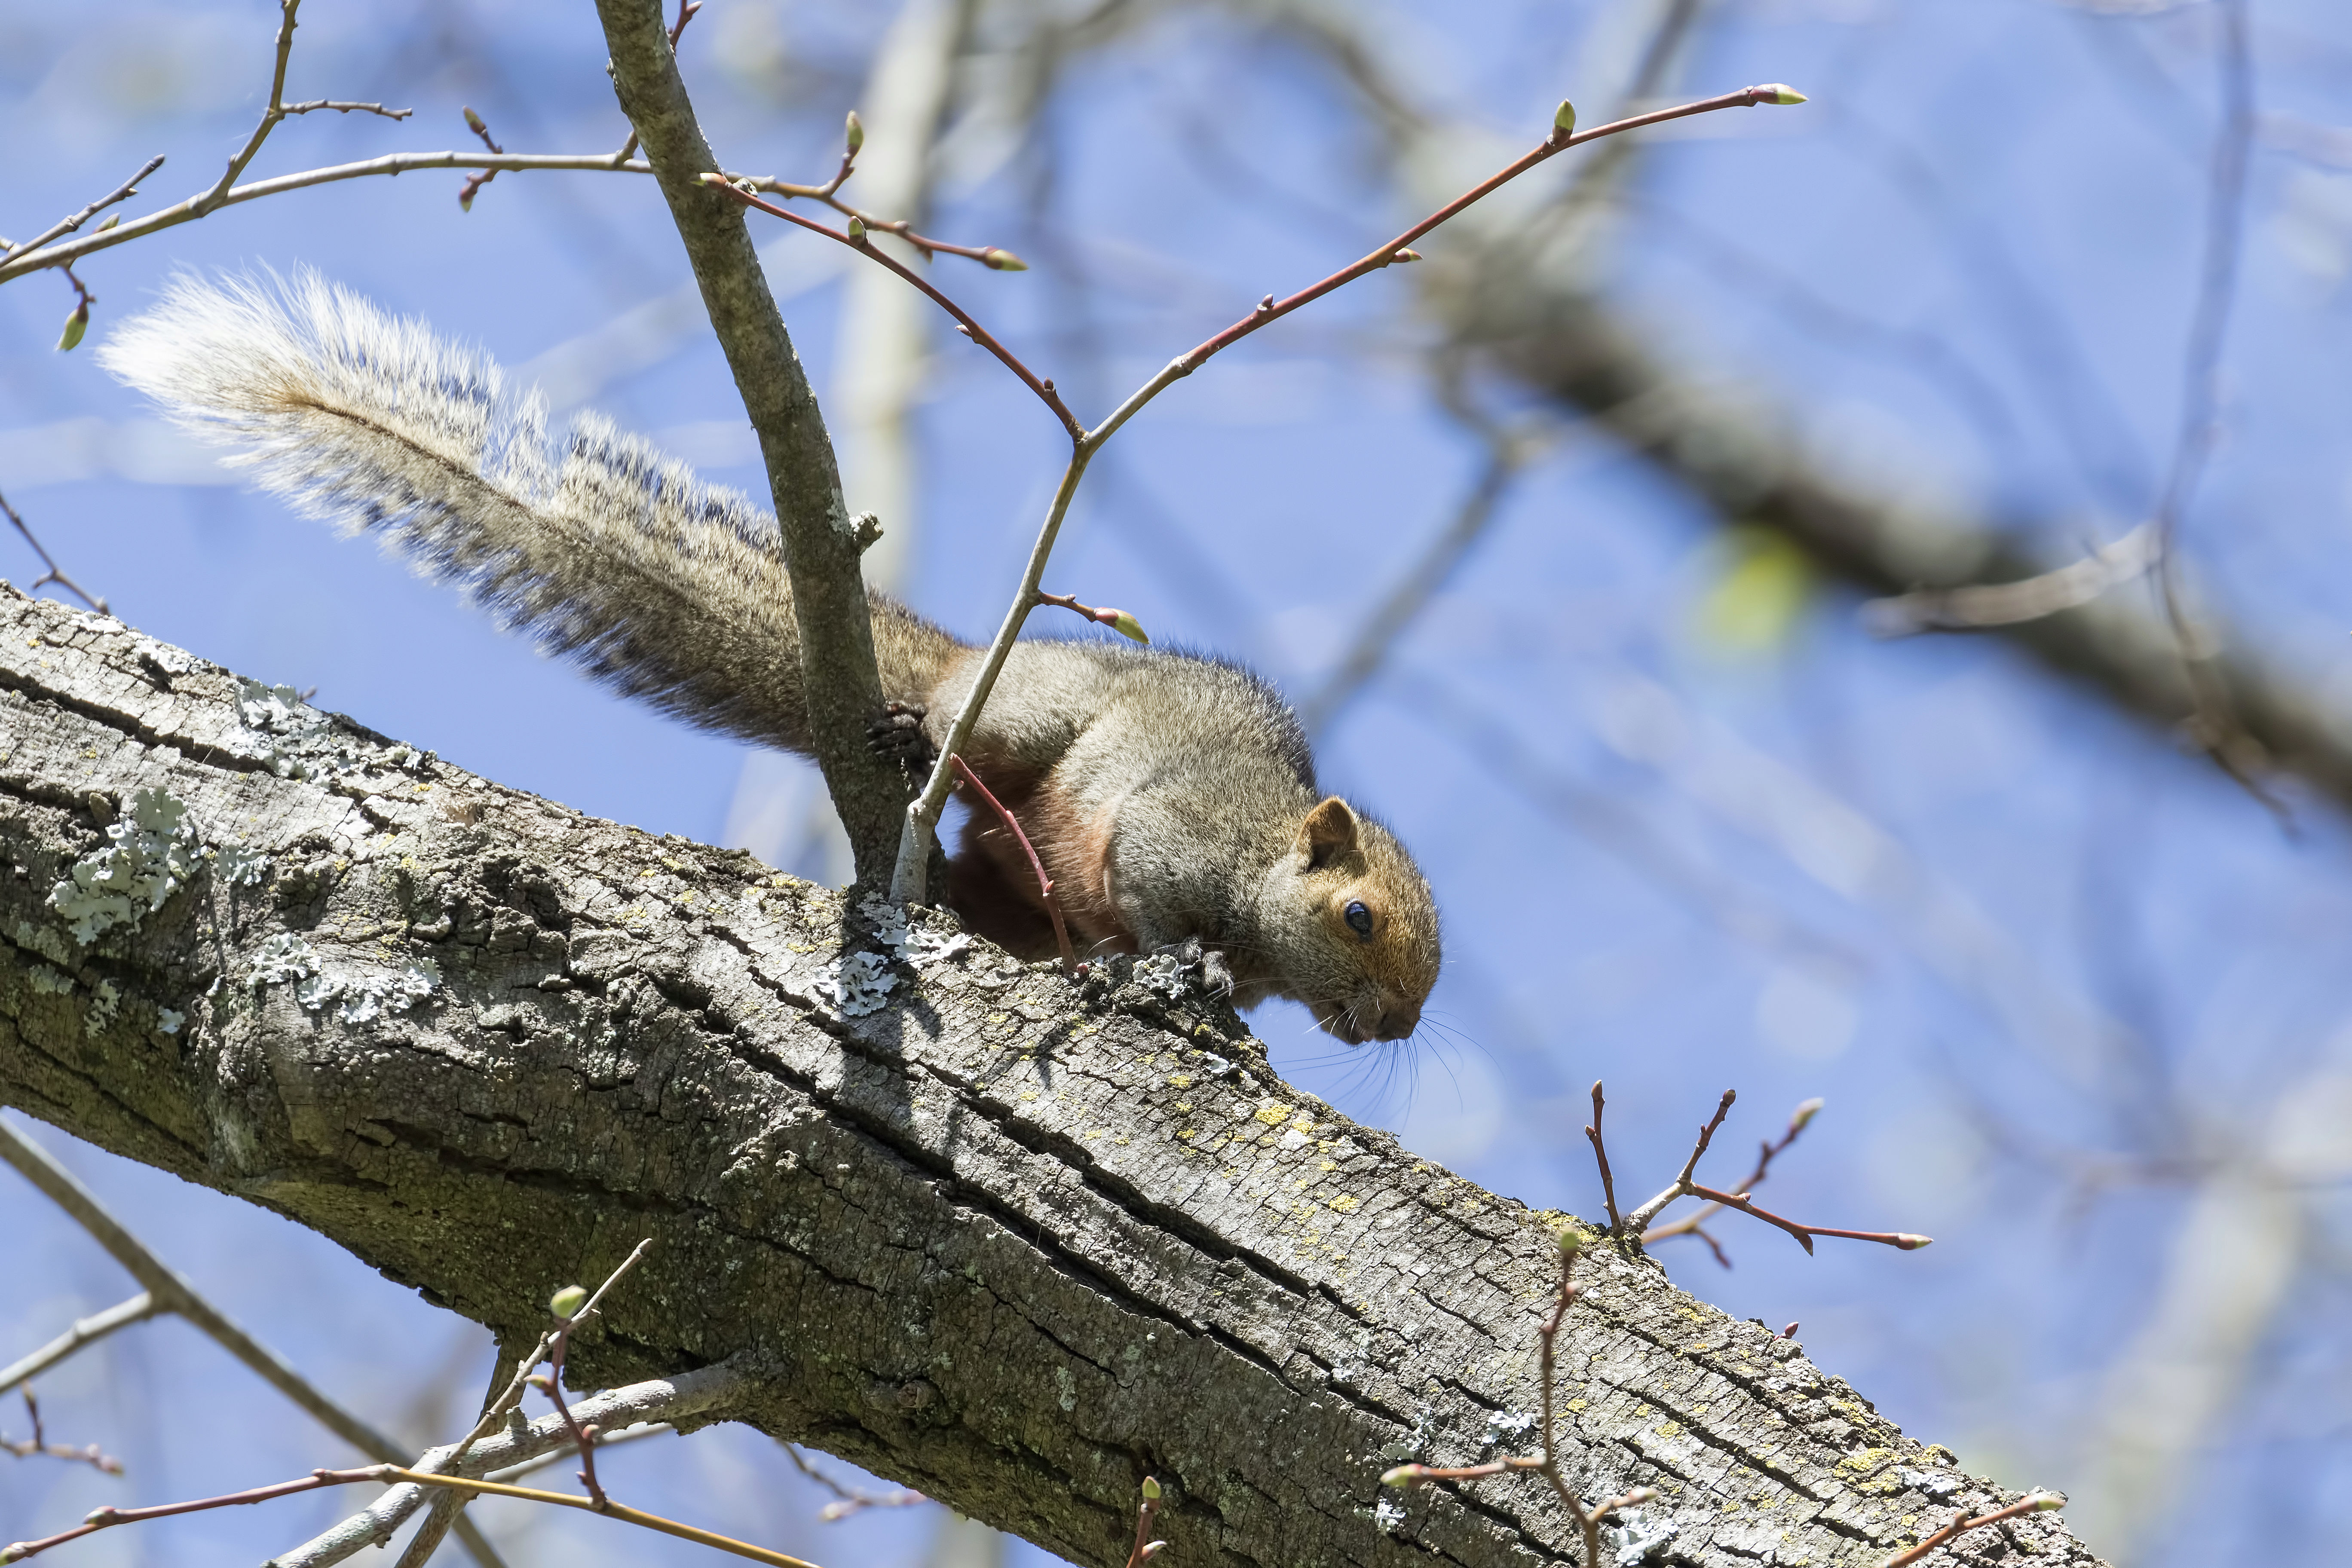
[[1369, 996, 1421, 1041]]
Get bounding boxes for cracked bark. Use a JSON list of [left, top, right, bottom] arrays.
[[0, 590, 2104, 1568]]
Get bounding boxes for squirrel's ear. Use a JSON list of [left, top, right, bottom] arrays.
[[1298, 796, 1359, 869]]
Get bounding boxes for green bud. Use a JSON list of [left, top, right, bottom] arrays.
[[2030, 1491, 2064, 1511], [96, 214, 120, 233], [1553, 99, 1576, 134], [1761, 84, 1808, 105], [464, 106, 488, 135], [1896, 1234, 1933, 1250], [1380, 1464, 1427, 1488], [847, 216, 867, 242], [1555, 1224, 1583, 1257], [1790, 1096, 1823, 1133], [1622, 1487, 1658, 1506], [548, 1284, 588, 1318], [1108, 610, 1149, 645], [983, 247, 1029, 272], [1391, 248, 1421, 263], [1141, 1477, 1162, 1501], [57, 302, 88, 352], [845, 110, 865, 154]]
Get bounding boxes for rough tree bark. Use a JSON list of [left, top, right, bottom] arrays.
[[0, 589, 2104, 1568]]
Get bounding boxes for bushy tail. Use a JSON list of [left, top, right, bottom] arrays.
[[98, 270, 963, 750]]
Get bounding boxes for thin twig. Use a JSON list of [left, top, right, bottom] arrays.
[[779, 1443, 925, 1521], [1586, 1081, 1622, 1234], [707, 177, 1080, 440], [3, 155, 165, 263], [3, 1390, 123, 1475], [1880, 1492, 2063, 1568], [1642, 1096, 1821, 1264], [0, 1119, 504, 1568], [1123, 1478, 1164, 1568], [1620, 1090, 1737, 1236], [882, 83, 1808, 900], [1384, 1235, 1640, 1568], [0, 490, 110, 615], [457, 109, 506, 211], [1605, 1090, 1933, 1255], [0, 150, 655, 285], [0, 1293, 160, 1399], [1, 1462, 827, 1568], [2146, 0, 2278, 812], [949, 754, 1075, 971]]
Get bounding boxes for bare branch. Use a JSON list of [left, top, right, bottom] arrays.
[[1863, 524, 2155, 636], [597, 0, 906, 885], [0, 151, 653, 285], [0, 1293, 161, 1400], [0, 1119, 505, 1568], [2, 155, 165, 265], [887, 83, 1811, 901], [0, 490, 109, 616]]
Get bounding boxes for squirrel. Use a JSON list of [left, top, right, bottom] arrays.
[[97, 272, 1441, 1042]]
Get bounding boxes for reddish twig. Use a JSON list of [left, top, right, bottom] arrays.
[[1162, 87, 1801, 387], [1685, 1183, 1931, 1255], [538, 1332, 607, 1509], [3, 154, 165, 263], [1881, 1491, 2063, 1568], [780, 1444, 925, 1522], [0, 1462, 827, 1568], [1036, 590, 1148, 643], [1124, 1477, 1165, 1568], [193, 1, 411, 219], [458, 109, 505, 211], [1386, 1231, 1651, 1568], [1585, 1080, 1622, 1233], [1643, 1096, 1821, 1264], [2, 1390, 122, 1476], [1613, 1090, 1932, 1255], [885, 83, 1808, 900], [706, 175, 1080, 441], [949, 754, 1076, 972]]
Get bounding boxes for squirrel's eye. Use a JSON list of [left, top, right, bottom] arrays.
[[1344, 900, 1374, 937]]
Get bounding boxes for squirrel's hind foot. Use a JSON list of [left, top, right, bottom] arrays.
[[867, 701, 936, 771]]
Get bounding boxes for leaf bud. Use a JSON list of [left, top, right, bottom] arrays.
[[847, 216, 867, 243], [1622, 1487, 1658, 1506], [1895, 1234, 1934, 1250], [1107, 610, 1149, 645], [1140, 1544, 1167, 1560], [1555, 1224, 1584, 1257], [1760, 84, 1808, 105], [1141, 1477, 1162, 1501], [983, 247, 1029, 272], [463, 106, 488, 135], [1380, 1464, 1429, 1488], [2030, 1491, 2065, 1511], [1553, 99, 1577, 134], [845, 110, 865, 154], [549, 1283, 589, 1317], [1790, 1096, 1823, 1133], [1391, 248, 1421, 263], [57, 302, 88, 352], [96, 214, 120, 233]]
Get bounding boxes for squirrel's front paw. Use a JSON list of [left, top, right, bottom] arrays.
[[1156, 938, 1236, 999], [867, 701, 935, 769]]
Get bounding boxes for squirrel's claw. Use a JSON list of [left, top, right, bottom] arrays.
[[867, 701, 935, 769]]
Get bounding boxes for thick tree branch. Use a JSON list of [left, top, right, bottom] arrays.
[[593, 0, 906, 886], [0, 590, 2104, 1568]]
